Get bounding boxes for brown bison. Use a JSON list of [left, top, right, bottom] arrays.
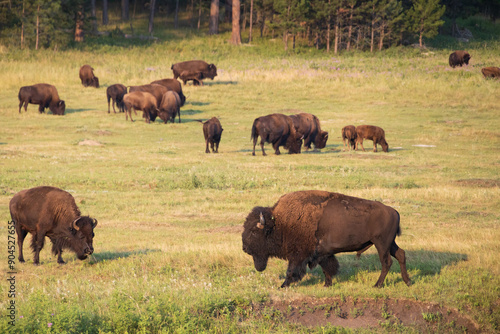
[[289, 113, 329, 151], [158, 91, 182, 124], [481, 67, 500, 79], [242, 190, 411, 288], [79, 65, 99, 88], [18, 83, 66, 115], [123, 91, 159, 123], [355, 125, 389, 152], [200, 117, 223, 153], [179, 71, 204, 86], [106, 83, 127, 113], [449, 51, 471, 68], [251, 113, 303, 156], [129, 84, 168, 122], [171, 60, 217, 85], [150, 78, 186, 106], [341, 125, 357, 151], [9, 186, 98, 265]]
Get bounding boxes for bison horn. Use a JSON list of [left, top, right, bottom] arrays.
[[257, 212, 265, 229], [92, 218, 98, 228], [71, 217, 81, 231]]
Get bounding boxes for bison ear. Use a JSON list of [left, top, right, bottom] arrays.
[[92, 218, 98, 228], [257, 212, 265, 229]]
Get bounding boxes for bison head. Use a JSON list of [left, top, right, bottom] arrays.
[[207, 64, 217, 79], [380, 138, 389, 152], [315, 131, 329, 149], [242, 207, 276, 272], [286, 134, 304, 154], [463, 52, 471, 65], [92, 77, 100, 88], [51, 100, 66, 115], [67, 216, 97, 260]]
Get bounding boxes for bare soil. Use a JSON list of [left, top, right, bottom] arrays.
[[455, 179, 500, 188], [253, 296, 482, 332]]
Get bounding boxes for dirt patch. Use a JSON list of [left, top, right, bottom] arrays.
[[455, 179, 500, 188], [78, 139, 103, 146], [95, 130, 112, 136], [254, 296, 481, 332]]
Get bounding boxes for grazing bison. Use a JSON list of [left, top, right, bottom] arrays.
[[123, 91, 159, 123], [199, 117, 223, 153], [171, 60, 217, 85], [79, 65, 99, 88], [341, 125, 357, 151], [289, 113, 328, 151], [158, 91, 182, 124], [129, 84, 168, 122], [481, 67, 500, 79], [179, 71, 204, 86], [449, 51, 471, 68], [251, 113, 302, 156], [150, 78, 186, 106], [18, 83, 66, 115], [9, 186, 98, 265], [106, 84, 127, 113], [355, 125, 389, 152], [242, 190, 411, 288]]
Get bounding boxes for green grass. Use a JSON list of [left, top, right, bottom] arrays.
[[0, 25, 499, 333]]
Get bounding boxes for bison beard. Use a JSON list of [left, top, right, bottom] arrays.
[[242, 190, 411, 288]]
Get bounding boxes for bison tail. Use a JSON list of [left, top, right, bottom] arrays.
[[396, 210, 402, 236], [251, 121, 258, 141]]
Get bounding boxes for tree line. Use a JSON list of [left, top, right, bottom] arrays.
[[0, 0, 498, 51]]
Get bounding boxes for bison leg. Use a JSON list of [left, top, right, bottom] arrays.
[[31, 230, 46, 265], [107, 96, 112, 113], [273, 142, 281, 155], [281, 260, 308, 288], [215, 140, 219, 153], [319, 255, 339, 287], [16, 225, 28, 263], [38, 104, 45, 113], [356, 139, 365, 152], [211, 140, 216, 153], [373, 140, 378, 152], [356, 244, 373, 259], [178, 110, 181, 124], [391, 241, 411, 286], [374, 245, 393, 288], [51, 242, 65, 264], [205, 139, 210, 154], [18, 100, 24, 113]]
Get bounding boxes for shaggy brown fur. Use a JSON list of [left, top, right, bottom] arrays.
[[342, 125, 357, 151], [79, 65, 99, 88], [355, 125, 389, 152], [200, 117, 223, 153], [251, 113, 302, 156], [106, 84, 127, 113], [18, 83, 65, 115], [449, 51, 471, 68], [158, 91, 182, 124], [150, 78, 186, 106], [289, 113, 329, 151], [128, 84, 168, 122], [481, 67, 500, 79], [123, 91, 159, 123], [171, 60, 217, 85]]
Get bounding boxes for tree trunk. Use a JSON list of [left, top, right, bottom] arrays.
[[370, 4, 375, 53], [225, 0, 232, 23], [20, 2, 25, 48], [292, 34, 296, 50], [35, 4, 39, 50], [90, 0, 97, 33], [334, 10, 339, 54], [260, 9, 265, 37], [242, 3, 246, 32], [419, 21, 424, 47], [174, 0, 179, 29], [121, 0, 129, 21], [148, 0, 156, 35], [209, 0, 219, 34], [102, 0, 109, 25], [229, 0, 241, 45], [198, 0, 202, 30], [75, 7, 85, 42], [347, 4, 353, 51], [327, 21, 331, 52], [248, 0, 253, 42], [378, 21, 385, 51]]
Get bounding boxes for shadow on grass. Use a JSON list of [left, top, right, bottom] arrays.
[[187, 101, 211, 106], [295, 250, 467, 287], [203, 81, 238, 86], [88, 249, 161, 264], [65, 108, 92, 114]]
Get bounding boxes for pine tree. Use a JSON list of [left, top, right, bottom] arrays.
[[407, 0, 445, 47]]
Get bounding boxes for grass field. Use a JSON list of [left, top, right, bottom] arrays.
[[0, 24, 499, 333]]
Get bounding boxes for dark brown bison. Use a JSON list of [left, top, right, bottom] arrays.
[[18, 83, 66, 115], [242, 190, 411, 288], [251, 113, 303, 156], [158, 91, 182, 124], [449, 51, 471, 68], [179, 71, 204, 86], [123, 91, 159, 123], [199, 117, 223, 153], [150, 78, 186, 106], [106, 83, 127, 113], [289, 113, 329, 151], [355, 125, 388, 152], [481, 67, 500, 79], [79, 65, 99, 88], [171, 60, 217, 85], [129, 84, 168, 122], [342, 125, 357, 151], [9, 186, 98, 265]]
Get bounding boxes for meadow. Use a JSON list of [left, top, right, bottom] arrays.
[[0, 22, 499, 333]]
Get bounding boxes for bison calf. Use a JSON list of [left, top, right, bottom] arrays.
[[10, 186, 98, 265], [449, 51, 471, 68], [18, 83, 66, 115], [481, 67, 500, 79], [242, 190, 411, 288], [106, 84, 127, 113], [171, 60, 217, 85], [123, 91, 159, 123], [341, 125, 357, 151], [355, 125, 389, 152], [158, 91, 182, 124], [251, 113, 302, 156], [79, 65, 99, 88], [200, 117, 223, 153]]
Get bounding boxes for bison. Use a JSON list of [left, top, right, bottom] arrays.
[[449, 51, 471, 68], [289, 113, 328, 151], [158, 91, 182, 124], [341, 125, 357, 151], [106, 83, 127, 113], [355, 125, 389, 152], [171, 60, 217, 85], [79, 65, 99, 88], [481, 67, 500, 79], [150, 78, 186, 106], [199, 117, 223, 153], [123, 91, 159, 123], [9, 186, 98, 265], [18, 83, 66, 115], [251, 113, 303, 156], [242, 190, 411, 288], [179, 71, 204, 86], [129, 84, 168, 122]]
